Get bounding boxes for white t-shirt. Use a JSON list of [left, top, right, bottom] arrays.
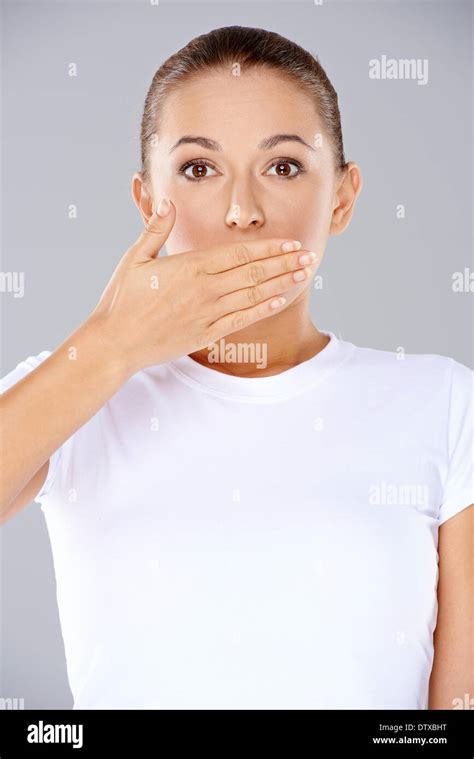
[[1, 329, 473, 710]]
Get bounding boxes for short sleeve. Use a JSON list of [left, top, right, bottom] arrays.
[[438, 358, 474, 525], [0, 350, 62, 503]]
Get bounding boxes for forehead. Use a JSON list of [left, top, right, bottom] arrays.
[[158, 68, 323, 144]]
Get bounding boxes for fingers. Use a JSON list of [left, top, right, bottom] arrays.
[[126, 197, 177, 262], [207, 260, 317, 339], [203, 238, 303, 274], [211, 247, 318, 297], [213, 264, 314, 316], [208, 289, 295, 339]]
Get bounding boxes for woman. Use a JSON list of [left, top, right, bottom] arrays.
[[1, 26, 472, 710]]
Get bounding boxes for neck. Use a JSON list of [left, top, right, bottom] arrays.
[[188, 294, 329, 378]]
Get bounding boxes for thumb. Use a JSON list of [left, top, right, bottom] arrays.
[[130, 197, 176, 262]]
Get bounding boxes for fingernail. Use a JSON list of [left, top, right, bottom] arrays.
[[281, 240, 302, 253], [293, 269, 306, 282], [299, 252, 318, 265], [270, 296, 286, 309], [157, 197, 170, 217]]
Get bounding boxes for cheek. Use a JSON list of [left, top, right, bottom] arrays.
[[285, 189, 333, 249], [164, 199, 216, 254], [150, 172, 207, 252]]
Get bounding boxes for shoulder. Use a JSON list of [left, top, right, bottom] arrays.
[[347, 341, 471, 396]]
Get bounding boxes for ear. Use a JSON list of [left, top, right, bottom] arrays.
[[131, 172, 154, 223], [329, 162, 363, 236]]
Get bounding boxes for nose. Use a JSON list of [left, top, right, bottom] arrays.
[[225, 178, 264, 229]]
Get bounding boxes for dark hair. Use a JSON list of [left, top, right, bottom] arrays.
[[140, 25, 346, 187]]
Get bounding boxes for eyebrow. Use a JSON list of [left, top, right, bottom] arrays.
[[168, 133, 317, 154]]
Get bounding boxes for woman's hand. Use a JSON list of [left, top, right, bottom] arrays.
[[87, 198, 317, 374]]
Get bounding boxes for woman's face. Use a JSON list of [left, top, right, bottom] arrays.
[[141, 67, 357, 262]]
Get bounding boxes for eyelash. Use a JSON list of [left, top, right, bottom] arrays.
[[177, 156, 307, 182]]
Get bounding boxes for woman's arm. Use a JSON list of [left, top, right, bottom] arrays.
[[428, 504, 474, 709], [0, 205, 316, 523], [0, 319, 132, 521]]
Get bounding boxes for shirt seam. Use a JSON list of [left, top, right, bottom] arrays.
[[167, 344, 356, 404]]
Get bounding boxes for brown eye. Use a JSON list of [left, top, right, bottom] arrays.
[[265, 159, 304, 179], [191, 164, 207, 178], [180, 161, 218, 182], [276, 163, 291, 176]]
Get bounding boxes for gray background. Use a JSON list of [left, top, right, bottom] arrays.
[[1, 0, 472, 708]]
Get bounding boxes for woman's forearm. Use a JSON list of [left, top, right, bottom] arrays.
[[0, 318, 133, 515], [428, 505, 474, 709]]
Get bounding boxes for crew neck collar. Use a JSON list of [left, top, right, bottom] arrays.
[[167, 329, 355, 402]]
